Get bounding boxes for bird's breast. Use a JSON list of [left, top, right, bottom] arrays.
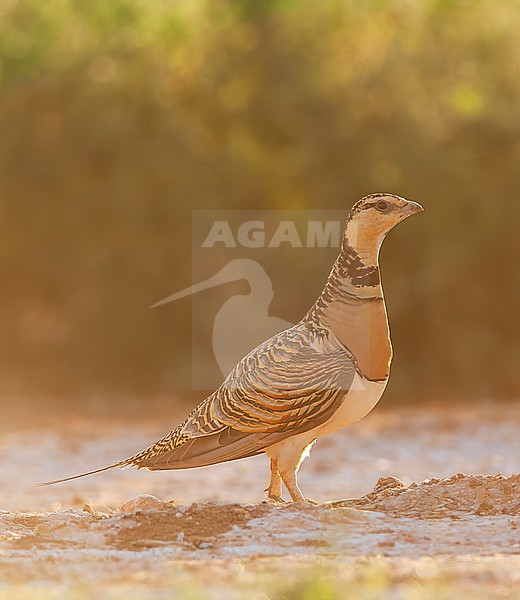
[[323, 296, 392, 381], [316, 373, 387, 436]]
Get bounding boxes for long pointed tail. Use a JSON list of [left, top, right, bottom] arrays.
[[36, 461, 128, 487]]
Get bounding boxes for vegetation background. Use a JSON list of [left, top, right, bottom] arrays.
[[0, 0, 519, 412]]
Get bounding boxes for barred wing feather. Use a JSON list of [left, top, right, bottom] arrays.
[[127, 323, 356, 470]]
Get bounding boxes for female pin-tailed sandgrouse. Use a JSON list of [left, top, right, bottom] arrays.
[[40, 194, 423, 502]]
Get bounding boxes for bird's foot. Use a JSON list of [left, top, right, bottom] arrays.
[[266, 494, 288, 504], [293, 498, 318, 506]]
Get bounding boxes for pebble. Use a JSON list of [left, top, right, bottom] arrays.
[[119, 494, 170, 512]]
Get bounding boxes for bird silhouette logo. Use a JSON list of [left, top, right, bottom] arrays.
[[152, 258, 294, 378]]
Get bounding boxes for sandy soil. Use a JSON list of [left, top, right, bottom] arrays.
[[0, 401, 519, 598]]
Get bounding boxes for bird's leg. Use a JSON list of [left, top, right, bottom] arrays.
[[266, 458, 286, 503], [269, 441, 318, 504], [279, 467, 310, 504]]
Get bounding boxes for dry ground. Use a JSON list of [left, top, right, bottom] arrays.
[[0, 401, 519, 599]]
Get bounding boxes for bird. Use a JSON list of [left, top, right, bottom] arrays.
[[151, 258, 294, 378], [38, 193, 423, 503]]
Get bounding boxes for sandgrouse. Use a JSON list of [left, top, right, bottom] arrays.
[[40, 194, 423, 502]]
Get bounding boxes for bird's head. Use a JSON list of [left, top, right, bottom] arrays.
[[346, 193, 423, 249]]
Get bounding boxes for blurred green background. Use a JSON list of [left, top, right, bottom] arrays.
[[0, 0, 519, 410]]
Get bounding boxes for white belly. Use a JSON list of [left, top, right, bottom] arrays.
[[317, 372, 387, 436]]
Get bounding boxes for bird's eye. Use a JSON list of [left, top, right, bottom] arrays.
[[376, 200, 389, 212]]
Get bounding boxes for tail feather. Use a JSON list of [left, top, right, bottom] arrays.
[[36, 461, 128, 487]]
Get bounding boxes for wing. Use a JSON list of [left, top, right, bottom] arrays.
[[214, 321, 356, 433], [126, 322, 356, 471]]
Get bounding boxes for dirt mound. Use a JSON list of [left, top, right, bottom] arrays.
[[0, 501, 272, 555], [111, 502, 271, 550], [334, 473, 520, 518]]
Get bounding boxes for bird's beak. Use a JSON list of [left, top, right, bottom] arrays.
[[402, 200, 424, 217]]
